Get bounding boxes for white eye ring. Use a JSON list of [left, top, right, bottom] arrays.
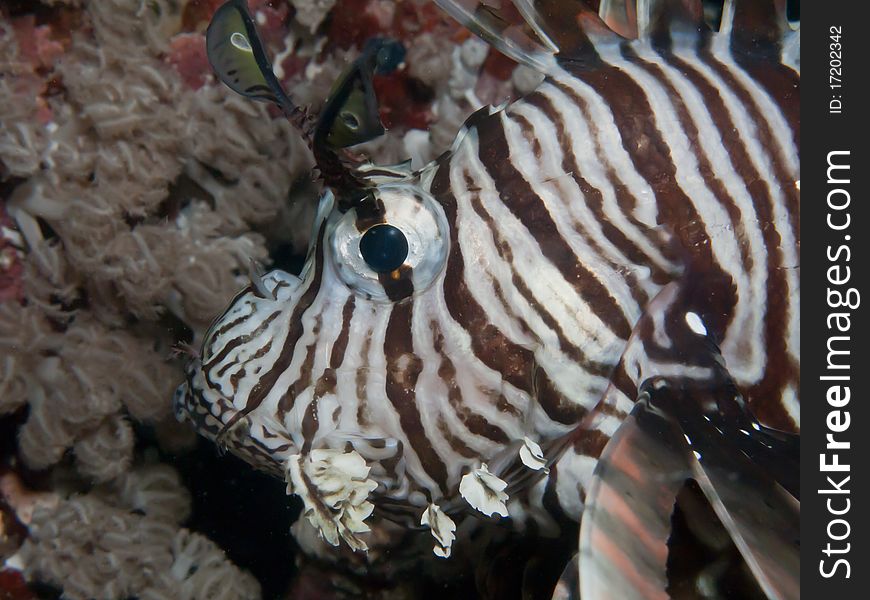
[[329, 183, 449, 302]]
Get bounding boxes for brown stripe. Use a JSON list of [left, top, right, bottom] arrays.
[[298, 368, 339, 453], [622, 44, 751, 340], [437, 415, 477, 458], [247, 339, 273, 372], [700, 42, 801, 250], [431, 160, 538, 396], [542, 466, 571, 523], [216, 360, 234, 378], [610, 361, 637, 403], [277, 314, 322, 423], [516, 92, 664, 300], [203, 298, 253, 357], [299, 395, 318, 453], [204, 309, 282, 372], [725, 2, 787, 52], [378, 264, 415, 301], [534, 367, 589, 425], [662, 44, 798, 429], [727, 35, 800, 157], [571, 428, 611, 458], [496, 393, 522, 418], [356, 332, 372, 428], [464, 172, 613, 378], [561, 53, 738, 354], [491, 278, 534, 339], [216, 337, 273, 381], [431, 321, 511, 445], [229, 367, 246, 394], [384, 301, 449, 493], [511, 106, 655, 314], [475, 111, 634, 340], [227, 222, 327, 432], [548, 79, 683, 276], [329, 296, 356, 369]]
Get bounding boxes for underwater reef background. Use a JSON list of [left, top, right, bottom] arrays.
[[0, 1, 549, 598]]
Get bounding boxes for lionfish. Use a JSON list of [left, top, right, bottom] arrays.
[[175, 0, 800, 597]]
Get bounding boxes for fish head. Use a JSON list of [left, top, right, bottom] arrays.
[[173, 179, 455, 474]]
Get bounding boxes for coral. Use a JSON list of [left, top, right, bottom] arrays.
[[0, 0, 536, 594], [405, 32, 454, 87], [73, 414, 135, 483], [96, 463, 192, 524], [0, 297, 178, 470], [160, 529, 262, 600], [16, 494, 260, 600], [0, 0, 307, 482], [0, 471, 60, 530], [0, 203, 24, 304], [291, 0, 338, 33]]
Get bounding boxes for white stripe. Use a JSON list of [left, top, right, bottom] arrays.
[[632, 41, 769, 384], [450, 134, 605, 413], [594, 41, 758, 379], [551, 69, 664, 232], [533, 82, 677, 277], [674, 45, 801, 368], [493, 111, 627, 359], [710, 34, 799, 175], [368, 303, 444, 496], [781, 384, 800, 428], [451, 128, 613, 410], [448, 134, 539, 348], [506, 99, 650, 317], [412, 295, 495, 473]]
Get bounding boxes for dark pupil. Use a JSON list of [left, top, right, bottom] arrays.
[[359, 224, 409, 274]]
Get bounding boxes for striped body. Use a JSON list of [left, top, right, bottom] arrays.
[[176, 9, 799, 565]]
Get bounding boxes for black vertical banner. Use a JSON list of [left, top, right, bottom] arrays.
[[803, 1, 870, 597]]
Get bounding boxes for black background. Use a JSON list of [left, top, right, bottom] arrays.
[[803, 2, 870, 596]]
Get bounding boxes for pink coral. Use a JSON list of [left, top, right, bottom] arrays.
[[8, 14, 70, 124], [0, 0, 540, 596], [166, 33, 210, 90], [11, 16, 66, 70]]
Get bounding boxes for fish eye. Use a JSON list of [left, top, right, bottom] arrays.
[[329, 183, 449, 302], [340, 111, 360, 131], [359, 224, 409, 273]]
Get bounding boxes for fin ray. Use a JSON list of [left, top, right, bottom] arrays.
[[600, 0, 639, 38], [637, 0, 704, 38], [433, 0, 558, 73], [433, 1, 623, 72], [721, 0, 790, 44]]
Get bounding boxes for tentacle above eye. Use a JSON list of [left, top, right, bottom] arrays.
[[206, 0, 310, 131], [205, 0, 405, 198], [316, 38, 407, 150]]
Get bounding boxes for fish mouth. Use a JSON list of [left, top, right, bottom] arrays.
[[173, 360, 219, 437]]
